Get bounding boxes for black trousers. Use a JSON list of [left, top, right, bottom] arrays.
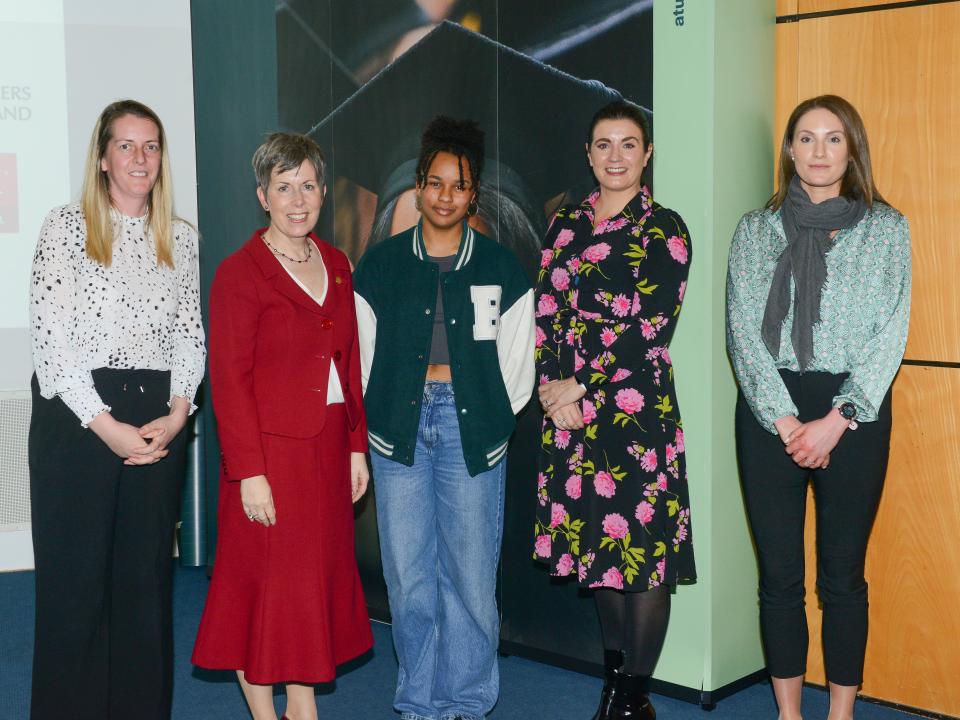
[[736, 370, 890, 687], [29, 369, 186, 720]]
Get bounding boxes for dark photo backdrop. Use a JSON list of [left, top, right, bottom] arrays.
[[275, 0, 653, 673]]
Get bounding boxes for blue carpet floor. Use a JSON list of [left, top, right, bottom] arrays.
[[0, 567, 925, 719]]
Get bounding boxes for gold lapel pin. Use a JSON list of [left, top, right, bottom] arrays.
[[335, 275, 343, 285]]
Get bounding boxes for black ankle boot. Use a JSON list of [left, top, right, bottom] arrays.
[[608, 669, 656, 720], [590, 649, 624, 720]]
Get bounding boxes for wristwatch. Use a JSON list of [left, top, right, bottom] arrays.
[[837, 402, 858, 430]]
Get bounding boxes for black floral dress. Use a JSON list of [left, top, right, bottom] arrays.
[[533, 187, 696, 591]]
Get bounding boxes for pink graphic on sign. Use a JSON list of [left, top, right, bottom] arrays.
[[0, 154, 18, 233]]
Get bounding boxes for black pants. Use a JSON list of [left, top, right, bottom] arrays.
[[29, 369, 186, 720], [736, 370, 890, 687]]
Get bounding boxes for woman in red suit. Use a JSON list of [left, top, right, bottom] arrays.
[[193, 133, 373, 720]]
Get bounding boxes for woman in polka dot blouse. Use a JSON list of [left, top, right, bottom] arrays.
[[27, 99, 205, 720]]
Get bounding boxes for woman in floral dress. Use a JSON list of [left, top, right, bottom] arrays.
[[534, 101, 695, 720]]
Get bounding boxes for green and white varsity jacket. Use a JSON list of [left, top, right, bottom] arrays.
[[353, 221, 536, 477]]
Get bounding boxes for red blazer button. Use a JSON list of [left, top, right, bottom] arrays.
[[333, 350, 342, 361], [320, 318, 333, 330]]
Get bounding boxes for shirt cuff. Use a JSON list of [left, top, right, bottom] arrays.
[[169, 393, 198, 416], [59, 387, 111, 427]]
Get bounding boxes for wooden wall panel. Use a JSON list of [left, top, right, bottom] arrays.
[[794, 4, 960, 362], [799, 0, 921, 12], [802, 367, 960, 715], [777, 0, 799, 15], [776, 3, 960, 716]]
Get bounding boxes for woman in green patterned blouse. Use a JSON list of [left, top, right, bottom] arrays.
[[726, 95, 910, 720]]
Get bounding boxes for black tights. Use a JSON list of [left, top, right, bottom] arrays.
[[594, 585, 671, 676]]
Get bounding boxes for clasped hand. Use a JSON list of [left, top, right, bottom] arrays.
[[89, 407, 188, 466], [539, 377, 587, 430], [775, 410, 849, 469]]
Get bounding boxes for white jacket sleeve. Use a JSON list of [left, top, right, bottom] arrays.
[[497, 287, 536, 414]]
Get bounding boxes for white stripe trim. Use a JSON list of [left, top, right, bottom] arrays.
[[412, 227, 423, 259], [487, 446, 508, 467], [368, 431, 394, 451], [454, 227, 474, 270], [368, 435, 394, 456], [486, 440, 509, 460]]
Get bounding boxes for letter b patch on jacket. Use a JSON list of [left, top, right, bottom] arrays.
[[470, 285, 502, 341]]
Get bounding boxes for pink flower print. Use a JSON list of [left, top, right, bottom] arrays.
[[611, 294, 631, 317], [615, 387, 645, 414], [540, 248, 554, 269], [667, 235, 689, 264], [565, 327, 577, 345], [675, 428, 685, 453], [594, 471, 616, 498], [657, 472, 668, 491], [641, 319, 657, 340], [537, 293, 558, 317], [582, 242, 612, 263], [600, 327, 618, 347], [550, 502, 566, 529], [677, 524, 689, 542], [635, 501, 655, 525], [632, 291, 642, 315], [539, 373, 551, 385], [582, 399, 597, 425], [602, 566, 624, 590], [537, 472, 548, 489], [567, 257, 582, 273], [555, 429, 571, 449], [608, 217, 628, 232], [554, 228, 574, 248], [603, 512, 629, 539], [678, 280, 687, 301], [590, 356, 604, 372], [640, 448, 658, 472], [556, 553, 575, 576], [551, 267, 570, 291], [656, 558, 666, 583], [665, 443, 677, 463], [578, 563, 588, 582], [534, 534, 552, 558], [645, 346, 663, 361], [535, 326, 547, 348], [662, 348, 672, 364], [611, 368, 633, 382], [574, 353, 585, 371], [565, 474, 582, 499]]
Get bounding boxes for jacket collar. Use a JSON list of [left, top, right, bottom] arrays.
[[243, 228, 335, 315], [412, 219, 475, 271]]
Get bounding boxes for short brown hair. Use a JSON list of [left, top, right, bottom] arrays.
[[769, 94, 886, 211], [252, 132, 326, 193]]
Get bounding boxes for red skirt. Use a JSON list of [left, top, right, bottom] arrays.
[[192, 405, 373, 684]]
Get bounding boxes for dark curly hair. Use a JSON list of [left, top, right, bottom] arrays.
[[415, 116, 485, 199]]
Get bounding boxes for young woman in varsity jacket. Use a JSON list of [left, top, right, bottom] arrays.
[[353, 116, 535, 720]]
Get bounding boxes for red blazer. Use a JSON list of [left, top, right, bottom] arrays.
[[209, 229, 367, 482]]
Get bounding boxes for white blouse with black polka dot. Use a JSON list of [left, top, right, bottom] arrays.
[[30, 203, 206, 426]]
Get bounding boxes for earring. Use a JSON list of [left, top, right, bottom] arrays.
[[415, 193, 423, 211]]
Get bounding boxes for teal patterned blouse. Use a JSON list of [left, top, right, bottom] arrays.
[[726, 202, 911, 433]]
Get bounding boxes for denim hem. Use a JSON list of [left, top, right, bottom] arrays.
[[400, 713, 436, 720], [440, 714, 483, 720]]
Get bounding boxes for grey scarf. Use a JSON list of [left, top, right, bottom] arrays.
[[761, 176, 867, 370]]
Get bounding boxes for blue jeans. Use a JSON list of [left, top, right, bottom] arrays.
[[371, 381, 507, 720]]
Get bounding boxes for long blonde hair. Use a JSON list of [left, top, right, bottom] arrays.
[[80, 100, 175, 268]]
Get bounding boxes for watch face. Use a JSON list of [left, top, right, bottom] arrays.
[[840, 403, 857, 420]]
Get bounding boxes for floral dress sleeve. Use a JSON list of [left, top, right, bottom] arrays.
[[535, 209, 580, 385]]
